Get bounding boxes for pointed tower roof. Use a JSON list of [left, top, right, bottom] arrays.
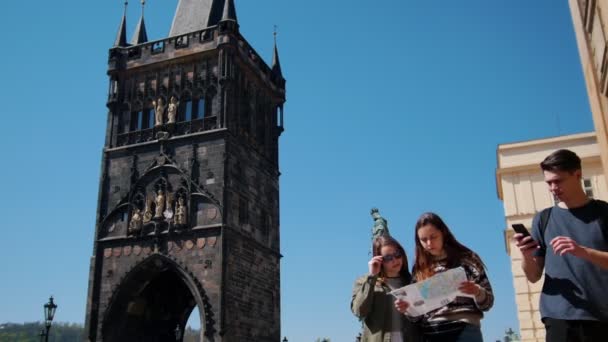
[[114, 1, 129, 47], [221, 0, 237, 22], [170, 0, 219, 37], [131, 0, 149, 45], [271, 29, 283, 79]]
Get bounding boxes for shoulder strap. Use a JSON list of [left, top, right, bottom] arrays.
[[539, 207, 552, 239], [592, 199, 608, 234]]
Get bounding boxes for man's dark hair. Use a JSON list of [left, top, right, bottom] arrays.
[[540, 149, 581, 173]]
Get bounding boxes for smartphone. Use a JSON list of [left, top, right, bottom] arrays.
[[512, 224, 531, 237]]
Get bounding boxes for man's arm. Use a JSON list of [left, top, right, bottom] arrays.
[[514, 234, 545, 283], [551, 236, 608, 269]]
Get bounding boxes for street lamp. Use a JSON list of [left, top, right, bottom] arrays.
[[41, 296, 57, 342], [282, 337, 288, 342]]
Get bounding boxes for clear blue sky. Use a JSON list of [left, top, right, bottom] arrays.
[[0, 1, 593, 341]]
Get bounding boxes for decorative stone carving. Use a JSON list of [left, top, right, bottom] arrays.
[[153, 97, 166, 126], [128, 208, 143, 235], [143, 195, 153, 223], [175, 196, 188, 226], [167, 96, 179, 123], [154, 189, 166, 219]]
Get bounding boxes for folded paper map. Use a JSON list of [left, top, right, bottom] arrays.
[[389, 267, 472, 317]]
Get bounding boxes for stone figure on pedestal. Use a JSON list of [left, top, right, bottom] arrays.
[[128, 208, 143, 234], [167, 96, 179, 124], [154, 189, 166, 219], [153, 97, 166, 126], [175, 196, 188, 226]]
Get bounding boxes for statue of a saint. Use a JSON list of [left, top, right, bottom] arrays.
[[167, 96, 179, 124], [175, 196, 188, 226], [163, 192, 174, 220], [128, 208, 143, 234], [154, 189, 166, 219], [371, 208, 390, 239], [153, 97, 166, 126], [143, 196, 153, 223]]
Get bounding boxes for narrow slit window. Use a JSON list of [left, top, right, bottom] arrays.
[[583, 178, 594, 198], [185, 100, 192, 121]]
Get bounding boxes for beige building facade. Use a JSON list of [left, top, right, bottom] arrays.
[[569, 0, 608, 179], [496, 132, 607, 342]]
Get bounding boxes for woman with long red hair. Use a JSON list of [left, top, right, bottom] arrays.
[[396, 212, 494, 342]]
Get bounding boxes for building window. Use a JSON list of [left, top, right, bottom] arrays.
[[591, 3, 606, 73], [179, 98, 193, 122], [579, 0, 589, 22], [119, 111, 130, 134], [130, 110, 143, 131], [194, 98, 206, 119], [583, 178, 594, 198], [141, 108, 153, 129], [184, 100, 193, 121]]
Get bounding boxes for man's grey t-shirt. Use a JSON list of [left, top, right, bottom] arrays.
[[531, 200, 608, 321]]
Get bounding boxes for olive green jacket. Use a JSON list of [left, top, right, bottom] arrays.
[[351, 274, 419, 342]]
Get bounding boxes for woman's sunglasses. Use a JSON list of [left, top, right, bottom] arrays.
[[382, 252, 403, 263]]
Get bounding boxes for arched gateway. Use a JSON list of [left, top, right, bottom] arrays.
[[102, 255, 207, 342], [84, 1, 286, 341]]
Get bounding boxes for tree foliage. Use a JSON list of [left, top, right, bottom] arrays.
[[0, 322, 202, 342]]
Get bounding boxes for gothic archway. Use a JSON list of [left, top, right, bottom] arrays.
[[101, 255, 206, 342]]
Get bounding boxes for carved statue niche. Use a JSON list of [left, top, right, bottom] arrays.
[[154, 188, 166, 219], [128, 208, 143, 235], [143, 193, 154, 223], [174, 194, 188, 226], [167, 96, 179, 124], [128, 193, 146, 235], [163, 191, 175, 221], [152, 97, 166, 126]]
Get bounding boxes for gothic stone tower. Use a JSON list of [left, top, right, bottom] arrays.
[[84, 1, 286, 341]]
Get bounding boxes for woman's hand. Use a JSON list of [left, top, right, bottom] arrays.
[[394, 299, 410, 314], [368, 256, 383, 276], [458, 280, 481, 296]]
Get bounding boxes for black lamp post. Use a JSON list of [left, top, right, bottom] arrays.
[[41, 296, 57, 342], [282, 337, 288, 342]]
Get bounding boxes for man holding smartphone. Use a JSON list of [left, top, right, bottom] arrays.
[[514, 149, 608, 342]]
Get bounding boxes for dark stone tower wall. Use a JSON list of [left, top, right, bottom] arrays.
[[85, 6, 285, 341]]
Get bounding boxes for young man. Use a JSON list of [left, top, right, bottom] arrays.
[[514, 149, 608, 342]]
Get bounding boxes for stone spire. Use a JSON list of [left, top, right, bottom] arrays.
[[114, 1, 128, 47], [131, 0, 149, 45], [221, 0, 237, 22], [271, 27, 283, 79]]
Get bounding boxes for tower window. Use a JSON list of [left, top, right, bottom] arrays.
[[184, 100, 192, 121], [194, 99, 206, 119], [130, 111, 143, 131], [583, 178, 594, 198], [178, 98, 193, 122], [148, 109, 154, 128], [141, 109, 153, 129]]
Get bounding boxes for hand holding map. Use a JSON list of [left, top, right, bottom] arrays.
[[390, 267, 473, 317]]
